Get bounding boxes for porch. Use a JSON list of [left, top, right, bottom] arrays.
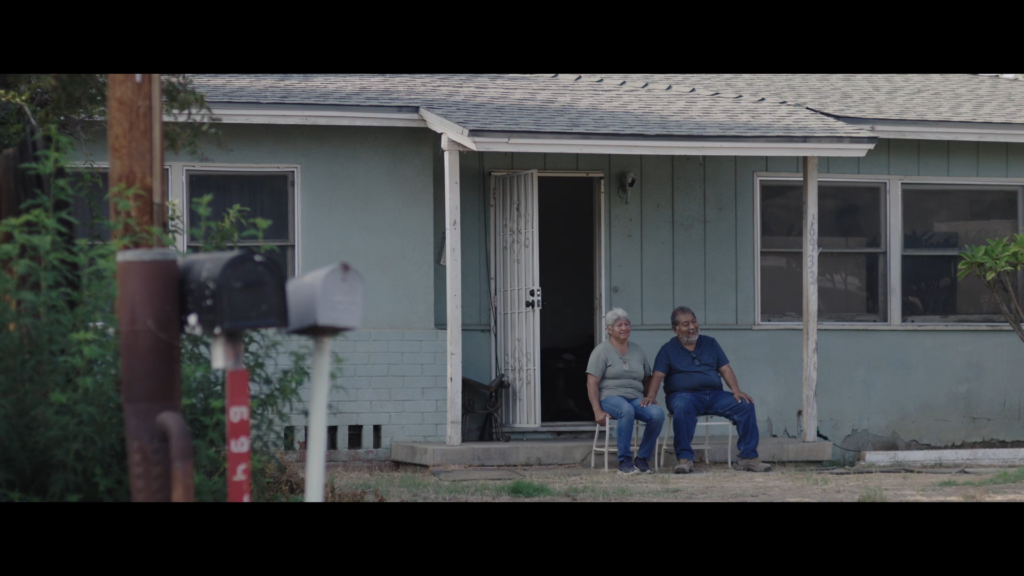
[[392, 436, 834, 468], [426, 76, 876, 456], [438, 145, 843, 450]]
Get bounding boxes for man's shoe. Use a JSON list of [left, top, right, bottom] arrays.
[[617, 458, 639, 475], [734, 457, 772, 472], [634, 457, 653, 474], [673, 459, 693, 474]]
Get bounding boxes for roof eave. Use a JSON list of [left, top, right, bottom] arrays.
[[831, 116, 1024, 143], [173, 102, 877, 157], [166, 102, 427, 128]]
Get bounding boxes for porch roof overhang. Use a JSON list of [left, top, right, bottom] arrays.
[[446, 132, 875, 157]]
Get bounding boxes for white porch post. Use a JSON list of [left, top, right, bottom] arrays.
[[802, 156, 819, 442], [442, 134, 463, 446]]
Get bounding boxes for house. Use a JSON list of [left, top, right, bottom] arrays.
[[78, 74, 1024, 463]]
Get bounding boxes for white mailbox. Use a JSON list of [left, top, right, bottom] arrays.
[[286, 262, 363, 336]]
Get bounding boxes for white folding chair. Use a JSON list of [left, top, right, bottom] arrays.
[[659, 413, 734, 469], [592, 418, 659, 472]]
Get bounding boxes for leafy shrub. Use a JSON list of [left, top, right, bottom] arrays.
[[0, 130, 311, 501], [958, 235, 1024, 343]]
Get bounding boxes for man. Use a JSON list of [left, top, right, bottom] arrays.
[[646, 307, 771, 474]]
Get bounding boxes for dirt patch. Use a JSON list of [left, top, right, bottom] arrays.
[[324, 463, 1024, 502]]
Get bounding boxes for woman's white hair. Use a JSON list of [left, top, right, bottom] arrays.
[[605, 308, 630, 327]]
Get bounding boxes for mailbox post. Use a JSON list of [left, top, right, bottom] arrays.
[[178, 249, 288, 502], [286, 262, 363, 502]]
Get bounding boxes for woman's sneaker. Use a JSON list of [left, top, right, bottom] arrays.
[[617, 458, 639, 475], [634, 457, 654, 474]]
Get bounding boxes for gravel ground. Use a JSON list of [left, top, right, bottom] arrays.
[[322, 463, 1024, 502]]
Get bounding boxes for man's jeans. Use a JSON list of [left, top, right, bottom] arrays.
[[666, 389, 759, 461], [599, 396, 665, 462]]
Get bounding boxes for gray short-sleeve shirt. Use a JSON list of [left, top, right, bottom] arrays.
[[586, 340, 652, 400]]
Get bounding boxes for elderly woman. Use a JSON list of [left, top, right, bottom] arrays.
[[586, 308, 665, 474]]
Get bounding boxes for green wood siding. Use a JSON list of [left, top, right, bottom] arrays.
[[918, 140, 948, 176], [673, 156, 705, 323], [608, 154, 643, 315], [704, 156, 737, 324], [438, 139, 1024, 329], [641, 155, 673, 325], [1009, 144, 1024, 178], [735, 157, 764, 325], [979, 142, 1007, 177], [949, 141, 979, 177], [889, 140, 919, 175], [858, 138, 889, 174]]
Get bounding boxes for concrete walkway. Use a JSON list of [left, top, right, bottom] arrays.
[[393, 436, 832, 467]]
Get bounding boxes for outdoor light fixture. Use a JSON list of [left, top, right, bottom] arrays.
[[618, 171, 637, 203]]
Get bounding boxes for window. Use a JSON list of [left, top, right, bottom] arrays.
[[757, 173, 1024, 327], [901, 184, 1021, 323], [67, 169, 111, 241], [184, 169, 296, 277], [67, 167, 171, 242], [759, 179, 887, 323]]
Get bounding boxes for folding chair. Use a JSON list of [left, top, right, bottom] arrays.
[[659, 412, 734, 469], [592, 417, 659, 472]]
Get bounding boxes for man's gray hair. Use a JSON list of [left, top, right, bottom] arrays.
[[605, 308, 630, 327], [671, 306, 697, 327]]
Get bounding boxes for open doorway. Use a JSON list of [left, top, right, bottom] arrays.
[[538, 176, 598, 423]]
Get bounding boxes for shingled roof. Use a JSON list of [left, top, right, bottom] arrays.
[[580, 74, 1024, 125], [192, 74, 871, 141]]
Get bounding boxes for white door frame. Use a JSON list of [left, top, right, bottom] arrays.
[[488, 170, 607, 424]]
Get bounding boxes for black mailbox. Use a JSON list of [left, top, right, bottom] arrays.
[[178, 250, 288, 335]]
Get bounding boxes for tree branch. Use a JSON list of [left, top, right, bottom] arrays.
[[998, 271, 1024, 326], [989, 282, 1024, 344]]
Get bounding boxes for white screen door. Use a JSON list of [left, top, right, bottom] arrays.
[[491, 170, 541, 427]]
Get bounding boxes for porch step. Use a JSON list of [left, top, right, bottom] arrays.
[[504, 422, 596, 433], [392, 440, 593, 467], [501, 422, 601, 441], [391, 437, 833, 467]]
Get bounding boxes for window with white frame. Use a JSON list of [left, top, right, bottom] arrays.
[[901, 183, 1021, 323], [184, 169, 296, 277], [758, 175, 1024, 326], [759, 178, 888, 323]]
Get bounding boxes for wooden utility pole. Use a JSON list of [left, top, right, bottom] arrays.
[[108, 74, 165, 245], [108, 74, 194, 502], [801, 156, 819, 442]]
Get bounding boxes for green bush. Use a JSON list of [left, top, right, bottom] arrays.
[[0, 130, 310, 501]]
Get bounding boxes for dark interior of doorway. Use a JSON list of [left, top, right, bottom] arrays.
[[538, 176, 595, 423]]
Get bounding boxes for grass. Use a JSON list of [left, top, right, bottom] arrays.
[[501, 480, 555, 498], [857, 487, 886, 502], [936, 467, 1024, 488]]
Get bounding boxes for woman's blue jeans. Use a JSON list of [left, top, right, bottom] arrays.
[[599, 396, 665, 462], [666, 389, 760, 461]]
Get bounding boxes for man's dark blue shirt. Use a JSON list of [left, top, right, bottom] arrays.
[[653, 335, 729, 394]]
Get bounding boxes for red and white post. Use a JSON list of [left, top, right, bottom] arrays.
[[226, 368, 252, 502], [213, 332, 251, 502]]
